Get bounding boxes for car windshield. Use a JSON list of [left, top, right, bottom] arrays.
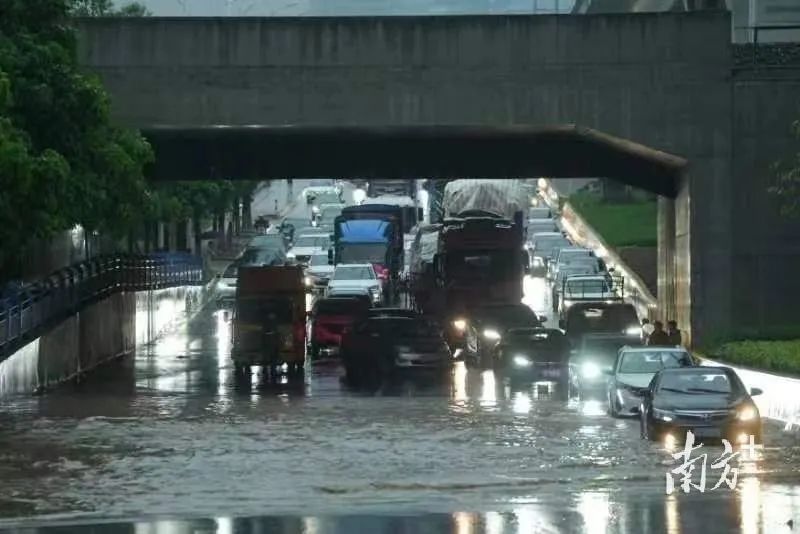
[[333, 266, 374, 280], [380, 319, 440, 337], [506, 331, 570, 358], [240, 248, 284, 265], [294, 235, 329, 248], [476, 305, 538, 326], [567, 304, 639, 333], [309, 254, 330, 266], [533, 237, 568, 250], [313, 192, 341, 204], [659, 372, 739, 395], [618, 351, 692, 373]]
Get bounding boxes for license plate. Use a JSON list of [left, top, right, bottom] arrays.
[[693, 428, 721, 438], [542, 369, 561, 378]]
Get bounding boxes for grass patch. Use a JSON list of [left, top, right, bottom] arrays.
[[569, 193, 657, 247], [701, 325, 800, 376], [705, 340, 800, 376]]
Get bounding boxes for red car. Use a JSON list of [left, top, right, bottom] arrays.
[[307, 296, 371, 359]]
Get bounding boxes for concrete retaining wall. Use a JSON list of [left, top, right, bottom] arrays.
[[540, 179, 658, 323], [0, 282, 211, 398]]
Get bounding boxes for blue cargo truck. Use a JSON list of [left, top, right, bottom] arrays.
[[330, 204, 404, 304]]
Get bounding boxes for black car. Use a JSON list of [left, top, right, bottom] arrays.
[[640, 367, 763, 445], [561, 302, 641, 344], [493, 327, 572, 389], [341, 317, 451, 386], [464, 304, 545, 367]]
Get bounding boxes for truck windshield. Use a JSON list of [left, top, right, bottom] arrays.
[[446, 250, 514, 280], [334, 266, 375, 280], [340, 243, 388, 264]]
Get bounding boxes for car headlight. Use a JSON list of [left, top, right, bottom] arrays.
[[563, 299, 574, 309], [304, 276, 313, 286], [287, 252, 296, 259], [452, 319, 467, 331], [580, 362, 601, 379], [737, 405, 758, 422], [533, 257, 544, 267], [312, 206, 320, 213], [625, 326, 643, 337], [513, 355, 532, 368], [483, 328, 501, 340], [653, 408, 674, 422]]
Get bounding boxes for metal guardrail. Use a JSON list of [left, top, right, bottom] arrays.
[[733, 25, 800, 67], [538, 179, 659, 322], [0, 253, 204, 360]]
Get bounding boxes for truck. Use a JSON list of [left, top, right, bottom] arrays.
[[231, 266, 306, 376], [409, 179, 530, 348], [331, 204, 404, 303], [366, 179, 416, 200]]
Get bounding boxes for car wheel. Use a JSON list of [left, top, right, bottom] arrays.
[[608, 392, 620, 418]]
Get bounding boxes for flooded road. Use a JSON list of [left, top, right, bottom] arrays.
[[2, 302, 800, 532], [2, 181, 800, 532]]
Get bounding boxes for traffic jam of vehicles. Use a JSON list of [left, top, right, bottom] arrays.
[[221, 178, 764, 449]]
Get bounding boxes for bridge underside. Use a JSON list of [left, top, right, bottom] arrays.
[[143, 124, 686, 198]]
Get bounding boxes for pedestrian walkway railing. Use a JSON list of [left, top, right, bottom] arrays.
[[0, 253, 204, 359]]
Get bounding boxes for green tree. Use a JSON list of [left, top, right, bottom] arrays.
[[0, 0, 152, 275], [70, 0, 151, 16], [769, 120, 800, 217], [116, 2, 150, 16]]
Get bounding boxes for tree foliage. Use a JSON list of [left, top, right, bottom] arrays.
[[769, 120, 800, 217], [70, 0, 151, 16], [0, 0, 152, 269]]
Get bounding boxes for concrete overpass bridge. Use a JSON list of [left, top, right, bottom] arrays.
[[75, 12, 800, 345]]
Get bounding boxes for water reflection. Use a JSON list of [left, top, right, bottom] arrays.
[[665, 494, 680, 534], [7, 476, 800, 534], [577, 491, 610, 534], [512, 391, 531, 414], [480, 370, 497, 409], [452, 361, 468, 403]]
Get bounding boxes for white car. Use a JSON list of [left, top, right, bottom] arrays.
[[548, 247, 595, 279], [326, 263, 383, 304], [287, 233, 330, 264], [304, 252, 335, 291], [216, 264, 238, 303], [606, 347, 695, 417]]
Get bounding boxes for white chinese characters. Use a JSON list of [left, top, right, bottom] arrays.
[[665, 431, 758, 495]]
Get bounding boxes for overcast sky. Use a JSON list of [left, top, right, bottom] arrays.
[[133, 0, 577, 16]]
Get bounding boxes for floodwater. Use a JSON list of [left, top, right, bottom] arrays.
[[2, 181, 800, 532], [2, 304, 800, 532]]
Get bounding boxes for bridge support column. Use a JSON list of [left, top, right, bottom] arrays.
[[657, 196, 676, 324]]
